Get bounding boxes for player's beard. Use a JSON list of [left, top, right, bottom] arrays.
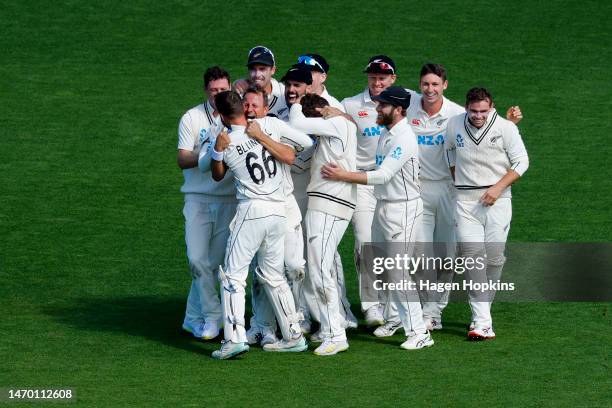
[[376, 111, 393, 127]]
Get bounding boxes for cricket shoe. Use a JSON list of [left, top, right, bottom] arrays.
[[468, 326, 496, 341], [469, 321, 476, 331], [342, 317, 359, 330], [211, 341, 249, 360], [309, 330, 325, 343], [182, 320, 205, 338], [400, 332, 434, 350], [313, 339, 349, 356], [300, 319, 312, 335], [263, 336, 307, 353], [364, 305, 385, 327], [201, 321, 220, 340], [373, 320, 402, 337], [425, 318, 443, 331], [246, 326, 262, 345]]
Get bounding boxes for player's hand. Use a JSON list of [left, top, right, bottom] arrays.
[[245, 120, 264, 140], [480, 185, 504, 206], [215, 131, 230, 151], [233, 79, 250, 95], [321, 162, 345, 180], [506, 106, 523, 124], [317, 106, 344, 119]]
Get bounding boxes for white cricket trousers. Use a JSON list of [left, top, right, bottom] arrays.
[[352, 184, 379, 312], [418, 179, 457, 321], [183, 195, 236, 325], [221, 201, 290, 344], [374, 199, 427, 335], [304, 210, 350, 342], [455, 198, 512, 328]]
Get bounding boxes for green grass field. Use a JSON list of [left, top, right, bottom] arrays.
[[1, 0, 611, 406]]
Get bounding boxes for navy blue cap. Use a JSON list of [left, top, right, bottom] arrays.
[[372, 86, 411, 108]]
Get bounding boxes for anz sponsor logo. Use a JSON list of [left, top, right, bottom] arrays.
[[417, 134, 445, 146], [362, 125, 384, 137], [456, 134, 464, 147]]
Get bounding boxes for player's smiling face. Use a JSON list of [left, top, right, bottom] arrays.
[[367, 73, 396, 97], [243, 92, 268, 119], [375, 102, 395, 126], [284, 80, 309, 105], [420, 73, 448, 106], [248, 64, 275, 88], [205, 78, 231, 110], [467, 100, 494, 129]]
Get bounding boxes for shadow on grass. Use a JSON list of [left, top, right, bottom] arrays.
[[43, 296, 235, 355]]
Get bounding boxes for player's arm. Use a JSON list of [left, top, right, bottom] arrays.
[[246, 121, 295, 165], [198, 125, 222, 172], [211, 131, 230, 182], [318, 106, 357, 125], [480, 123, 529, 206], [277, 120, 314, 152], [444, 121, 457, 180], [177, 114, 199, 169], [289, 103, 342, 138]]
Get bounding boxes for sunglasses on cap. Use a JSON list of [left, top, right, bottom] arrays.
[[365, 61, 395, 74], [297, 55, 325, 72], [248, 46, 275, 61]]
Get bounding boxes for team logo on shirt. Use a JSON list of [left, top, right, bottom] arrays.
[[456, 134, 464, 147], [436, 118, 447, 126], [488, 135, 502, 146], [390, 146, 402, 159], [199, 128, 208, 145], [358, 111, 368, 117], [411, 118, 421, 126]]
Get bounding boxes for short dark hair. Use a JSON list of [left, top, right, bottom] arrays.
[[420, 63, 447, 81], [203, 66, 230, 89], [301, 94, 329, 117], [466, 87, 494, 106], [215, 90, 244, 119], [244, 85, 269, 107]]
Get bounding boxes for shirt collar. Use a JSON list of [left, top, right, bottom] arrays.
[[466, 108, 498, 131]]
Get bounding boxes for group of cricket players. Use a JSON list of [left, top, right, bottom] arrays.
[[176, 46, 529, 359]]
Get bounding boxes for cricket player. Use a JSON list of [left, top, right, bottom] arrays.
[[234, 45, 288, 117], [177, 66, 235, 340], [210, 90, 306, 359], [238, 84, 314, 346], [289, 93, 357, 356], [289, 55, 359, 333], [379, 64, 525, 336], [445, 87, 529, 340], [339, 55, 409, 326], [322, 86, 433, 350]]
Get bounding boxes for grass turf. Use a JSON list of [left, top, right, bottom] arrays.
[[1, 0, 611, 406]]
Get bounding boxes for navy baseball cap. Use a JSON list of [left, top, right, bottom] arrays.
[[281, 65, 313, 85], [296, 54, 329, 73], [364, 55, 396, 74], [372, 86, 411, 108], [247, 46, 275, 67]]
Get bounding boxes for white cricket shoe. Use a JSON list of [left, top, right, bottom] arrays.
[[246, 326, 262, 345], [300, 319, 312, 335], [468, 326, 496, 341], [425, 318, 443, 331], [201, 321, 220, 340], [373, 320, 402, 337], [313, 339, 349, 356], [343, 317, 359, 329], [400, 332, 434, 350], [182, 320, 205, 338], [309, 331, 325, 343], [469, 321, 476, 331], [260, 332, 278, 346], [364, 305, 385, 327], [211, 341, 249, 360], [263, 336, 308, 353]]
